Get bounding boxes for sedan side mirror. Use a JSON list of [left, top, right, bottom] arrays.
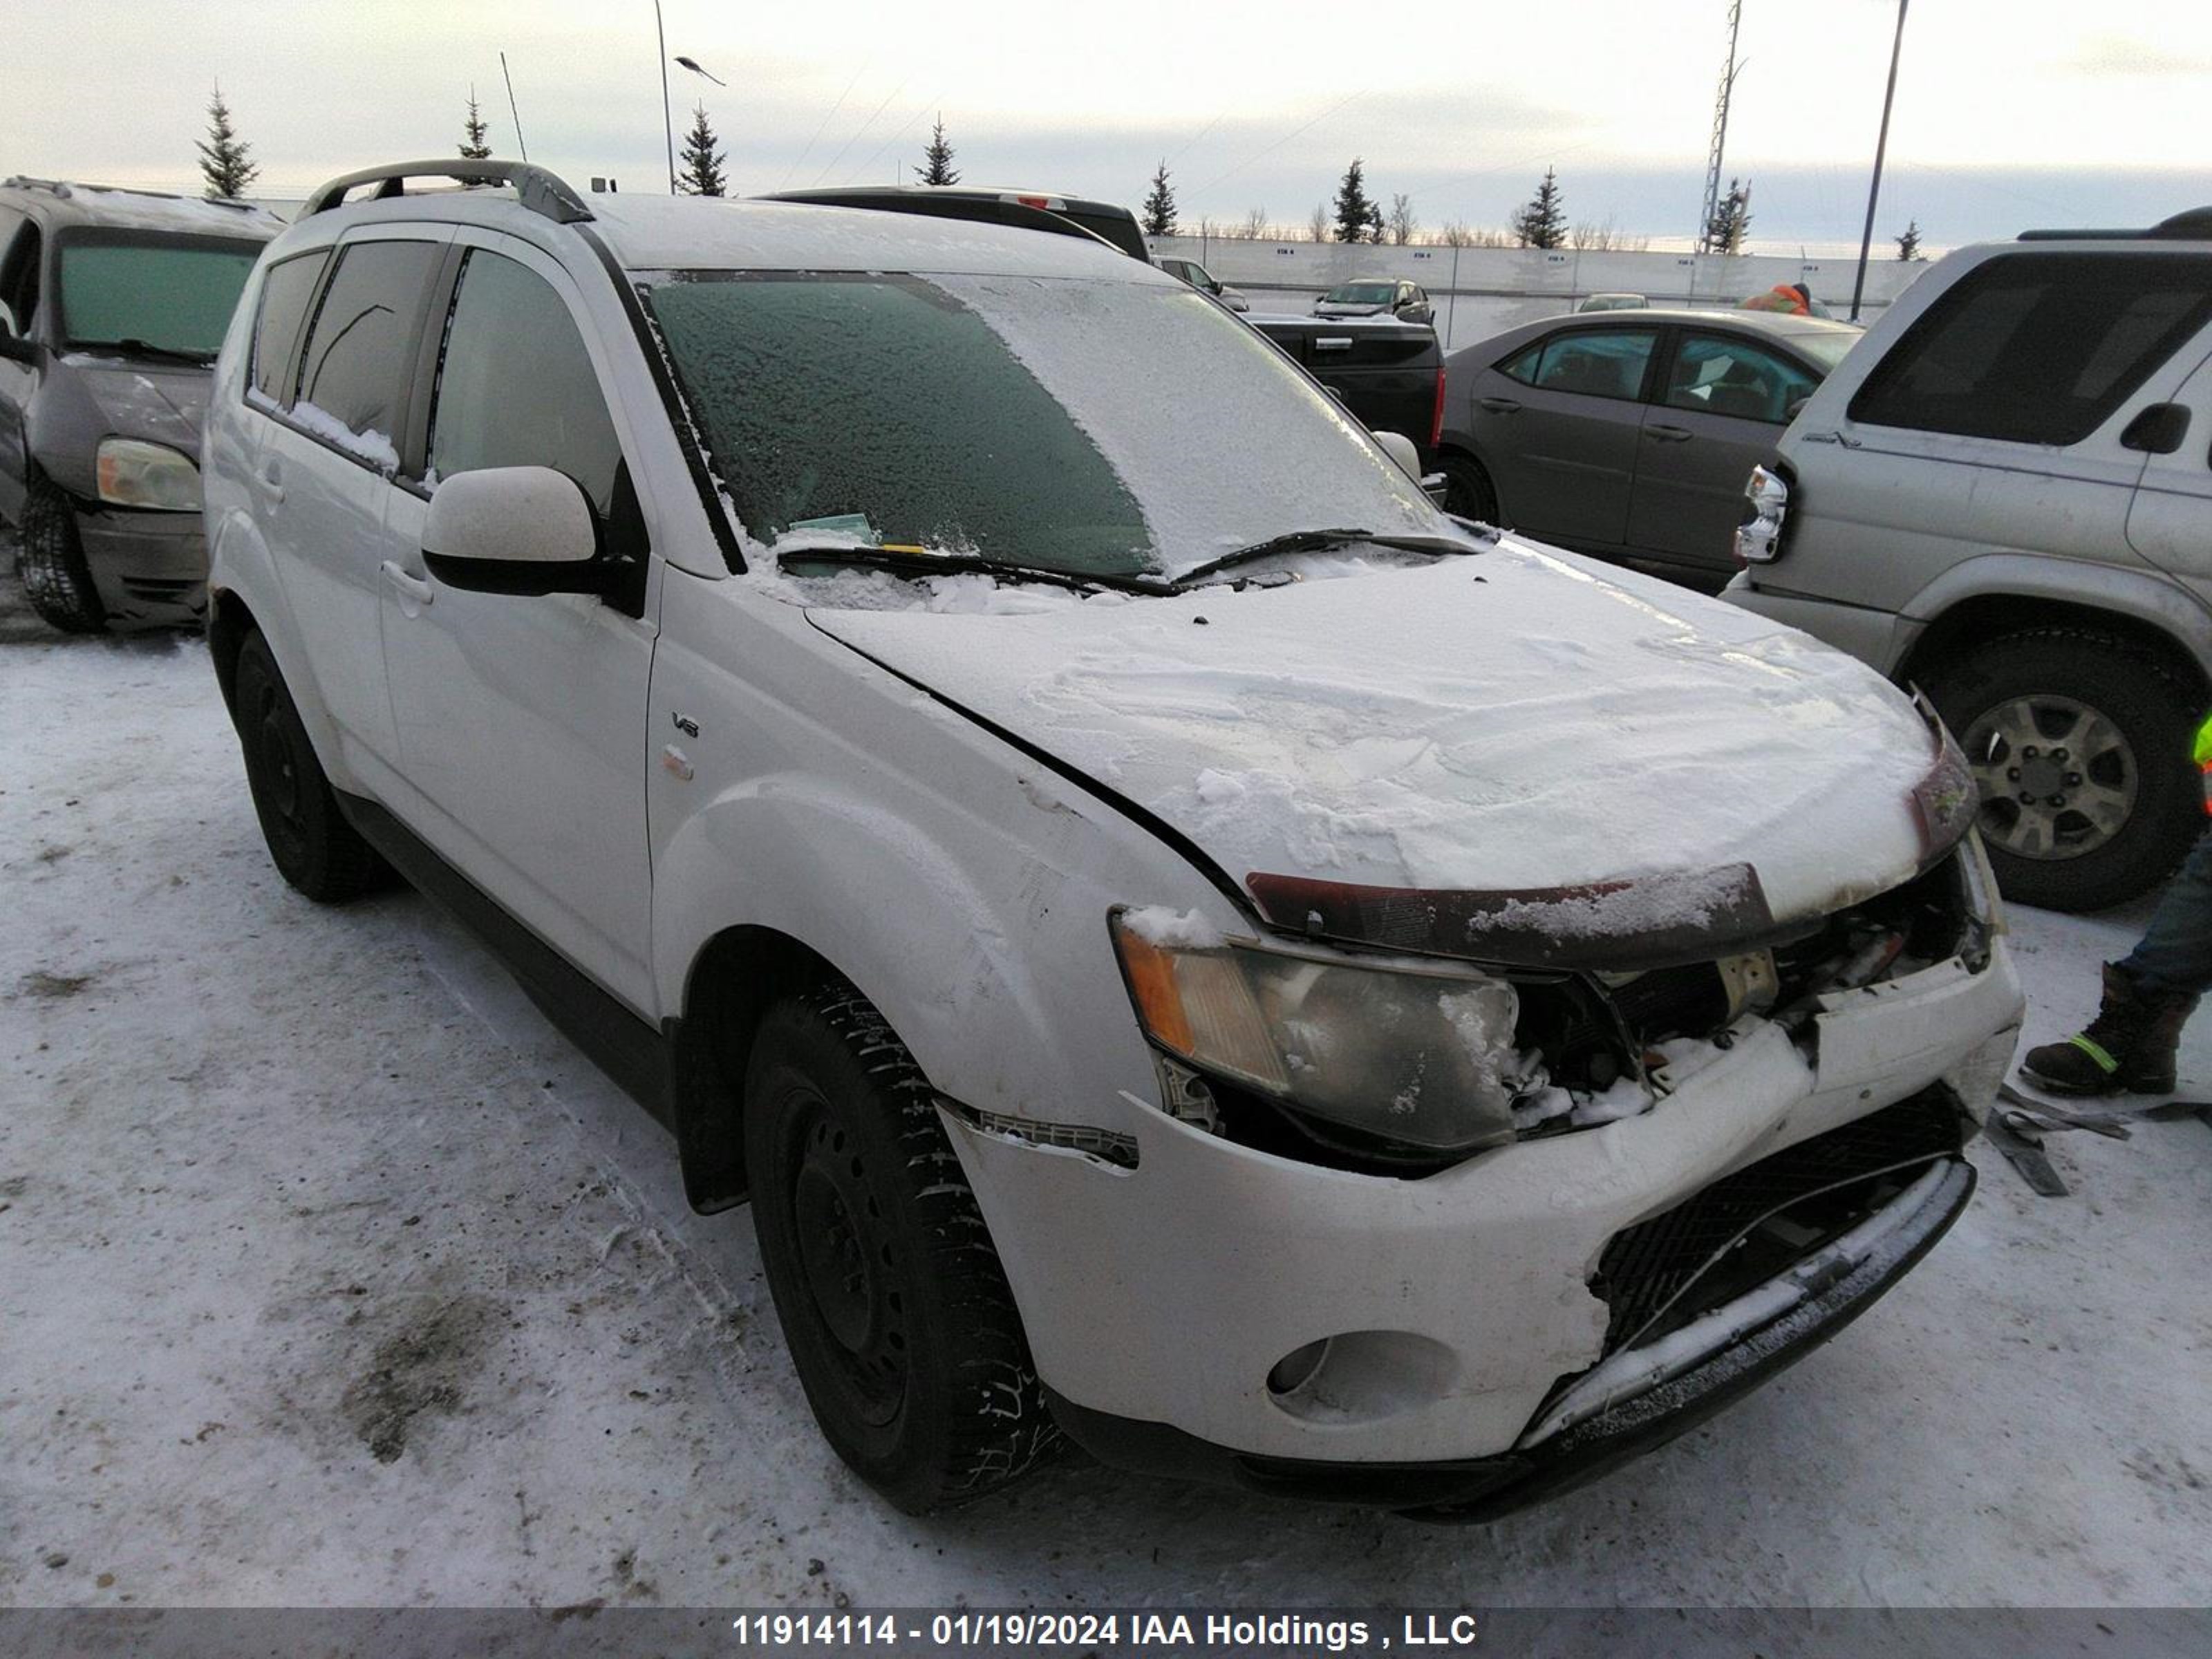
[[422, 466, 605, 596]]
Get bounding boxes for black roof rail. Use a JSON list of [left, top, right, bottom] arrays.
[[760, 187, 1133, 258], [2, 175, 76, 198], [2019, 206, 2212, 243], [301, 160, 593, 225]]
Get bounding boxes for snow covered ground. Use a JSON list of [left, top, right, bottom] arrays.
[[3, 565, 2210, 1613]]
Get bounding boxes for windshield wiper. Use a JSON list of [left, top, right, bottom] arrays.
[[771, 543, 1174, 598], [1170, 527, 1482, 590], [69, 337, 218, 366]]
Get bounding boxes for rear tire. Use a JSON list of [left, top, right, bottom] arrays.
[[744, 983, 1059, 1512], [1923, 629, 2197, 912], [15, 477, 106, 634], [232, 631, 390, 902], [1438, 451, 1499, 527]]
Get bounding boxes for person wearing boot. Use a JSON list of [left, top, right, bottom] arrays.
[[2021, 835, 2210, 1096]]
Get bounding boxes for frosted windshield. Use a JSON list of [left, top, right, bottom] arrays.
[[640, 270, 1438, 581]]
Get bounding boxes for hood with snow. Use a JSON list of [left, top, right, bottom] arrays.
[[807, 538, 1955, 968]]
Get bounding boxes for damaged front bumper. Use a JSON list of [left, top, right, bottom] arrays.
[[948, 910, 2022, 1502], [1044, 1144, 1975, 1519]]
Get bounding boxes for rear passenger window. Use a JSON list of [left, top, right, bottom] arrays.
[[294, 239, 440, 456], [427, 250, 620, 513], [1850, 252, 2212, 445], [1500, 328, 1656, 401], [249, 252, 328, 406]]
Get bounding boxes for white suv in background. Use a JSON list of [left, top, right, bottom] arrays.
[[203, 160, 2021, 1519], [1728, 208, 2212, 912]]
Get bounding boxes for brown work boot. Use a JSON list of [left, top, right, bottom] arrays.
[[2020, 962, 2198, 1096]]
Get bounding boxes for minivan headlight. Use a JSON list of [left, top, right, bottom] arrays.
[[1734, 462, 1789, 564], [96, 438, 200, 512], [1110, 908, 1524, 1154]]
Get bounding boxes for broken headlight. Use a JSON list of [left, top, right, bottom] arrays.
[[1110, 908, 1525, 1156]]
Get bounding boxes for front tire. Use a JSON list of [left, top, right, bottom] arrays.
[[744, 984, 1058, 1512], [1924, 629, 2197, 912], [1437, 451, 1499, 527], [15, 477, 106, 634], [232, 631, 389, 903]]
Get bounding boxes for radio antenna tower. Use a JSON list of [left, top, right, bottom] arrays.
[[1696, 2, 1745, 252]]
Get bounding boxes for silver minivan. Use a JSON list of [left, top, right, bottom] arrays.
[[1727, 209, 2212, 911]]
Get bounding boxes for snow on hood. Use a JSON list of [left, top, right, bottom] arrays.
[[64, 362, 208, 459], [809, 539, 1942, 953]]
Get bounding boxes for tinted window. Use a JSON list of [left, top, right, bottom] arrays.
[[1662, 332, 1820, 423], [1850, 252, 2212, 444], [428, 250, 621, 513], [56, 236, 260, 358], [1501, 328, 1657, 400], [295, 239, 440, 449], [250, 252, 328, 404]]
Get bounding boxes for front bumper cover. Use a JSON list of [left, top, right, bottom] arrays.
[[1044, 1147, 1975, 1520], [75, 503, 207, 628]]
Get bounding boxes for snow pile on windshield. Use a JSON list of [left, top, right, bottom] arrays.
[[291, 400, 400, 474]]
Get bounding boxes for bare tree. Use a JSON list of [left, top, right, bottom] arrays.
[[1241, 205, 1269, 240], [1387, 193, 1417, 247], [1307, 200, 1330, 243]]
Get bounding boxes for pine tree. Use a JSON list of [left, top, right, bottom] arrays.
[[196, 84, 260, 200], [678, 102, 727, 197], [1510, 167, 1566, 250], [459, 91, 491, 161], [1895, 219, 1923, 261], [1332, 158, 1376, 244], [1141, 160, 1177, 237], [1705, 176, 1753, 254], [915, 117, 958, 187]]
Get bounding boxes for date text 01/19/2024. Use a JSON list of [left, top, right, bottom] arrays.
[[727, 1613, 1484, 1649]]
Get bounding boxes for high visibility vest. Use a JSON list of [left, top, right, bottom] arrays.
[[2196, 711, 2212, 813]]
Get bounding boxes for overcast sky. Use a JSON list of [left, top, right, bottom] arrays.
[[7, 1, 2208, 250]]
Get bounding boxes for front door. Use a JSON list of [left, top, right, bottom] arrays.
[[377, 234, 660, 1015]]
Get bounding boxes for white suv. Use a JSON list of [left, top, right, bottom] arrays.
[[204, 160, 2023, 1519]]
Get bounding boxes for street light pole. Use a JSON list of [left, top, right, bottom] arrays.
[[1850, 0, 1910, 323], [653, 0, 676, 194]]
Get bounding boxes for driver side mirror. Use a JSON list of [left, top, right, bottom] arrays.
[[422, 466, 606, 596]]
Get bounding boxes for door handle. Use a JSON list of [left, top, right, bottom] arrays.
[[1645, 423, 1694, 442], [1478, 397, 1522, 414], [381, 559, 435, 606], [255, 460, 285, 501]]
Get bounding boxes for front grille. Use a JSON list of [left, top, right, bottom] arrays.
[[1591, 1089, 1965, 1355]]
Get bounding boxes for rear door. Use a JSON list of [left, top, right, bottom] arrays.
[[1627, 328, 1821, 581], [1467, 324, 1658, 545], [0, 209, 41, 521], [259, 228, 451, 780], [377, 232, 659, 1015]]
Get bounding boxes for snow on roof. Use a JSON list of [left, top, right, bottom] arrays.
[[1, 180, 281, 239]]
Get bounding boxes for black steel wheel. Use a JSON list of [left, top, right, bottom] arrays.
[[231, 631, 388, 902], [1438, 451, 1499, 526], [744, 983, 1059, 1512]]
